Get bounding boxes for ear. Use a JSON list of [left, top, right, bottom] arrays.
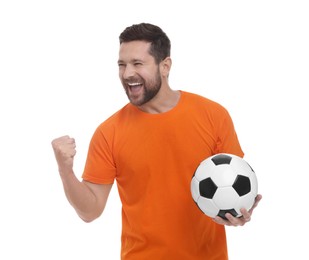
[[160, 57, 172, 77]]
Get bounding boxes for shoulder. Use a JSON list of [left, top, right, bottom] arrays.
[[181, 90, 229, 114], [94, 103, 134, 133]]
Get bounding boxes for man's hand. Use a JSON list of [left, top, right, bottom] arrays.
[[51, 135, 76, 175], [213, 194, 262, 226]]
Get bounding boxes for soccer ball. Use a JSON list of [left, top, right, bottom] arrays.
[[191, 153, 258, 219]]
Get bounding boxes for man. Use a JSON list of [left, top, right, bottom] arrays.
[[52, 23, 262, 259]]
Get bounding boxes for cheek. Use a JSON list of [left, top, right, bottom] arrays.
[[140, 69, 156, 80], [118, 69, 123, 79], [119, 73, 126, 85]]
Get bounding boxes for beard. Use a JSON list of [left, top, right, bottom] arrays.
[[123, 69, 162, 107]]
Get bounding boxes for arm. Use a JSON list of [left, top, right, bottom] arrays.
[[213, 107, 262, 226], [51, 135, 112, 222]]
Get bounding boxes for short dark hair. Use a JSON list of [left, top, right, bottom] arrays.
[[119, 23, 171, 64]]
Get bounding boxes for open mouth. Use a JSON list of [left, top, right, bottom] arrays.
[[127, 82, 143, 95]]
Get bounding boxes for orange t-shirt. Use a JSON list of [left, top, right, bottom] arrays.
[[82, 91, 244, 260]]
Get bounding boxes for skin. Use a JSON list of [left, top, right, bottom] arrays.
[[52, 40, 262, 225], [118, 40, 180, 113]]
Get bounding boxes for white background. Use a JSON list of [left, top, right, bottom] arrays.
[[1, 0, 308, 259]]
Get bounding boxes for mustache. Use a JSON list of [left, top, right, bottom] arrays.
[[123, 79, 143, 84]]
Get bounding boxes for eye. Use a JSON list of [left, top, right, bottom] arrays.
[[134, 62, 143, 66]]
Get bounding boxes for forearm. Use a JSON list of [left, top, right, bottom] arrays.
[[60, 171, 101, 222], [52, 136, 106, 222]]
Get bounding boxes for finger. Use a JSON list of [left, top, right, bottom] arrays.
[[225, 213, 245, 226], [52, 136, 69, 147], [212, 216, 231, 226], [255, 194, 262, 204], [249, 194, 262, 213], [67, 139, 76, 149], [240, 209, 251, 222], [67, 137, 75, 144]]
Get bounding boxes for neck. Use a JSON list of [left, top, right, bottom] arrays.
[[137, 87, 181, 114]]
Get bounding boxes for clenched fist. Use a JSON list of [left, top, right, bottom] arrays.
[[51, 135, 76, 175]]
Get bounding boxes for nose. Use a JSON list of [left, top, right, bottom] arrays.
[[122, 64, 136, 79]]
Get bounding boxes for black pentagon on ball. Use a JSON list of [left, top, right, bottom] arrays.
[[218, 209, 238, 220], [211, 154, 232, 165], [232, 175, 251, 196], [199, 177, 217, 199]]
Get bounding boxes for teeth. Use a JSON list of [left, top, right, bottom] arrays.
[[128, 83, 141, 86]]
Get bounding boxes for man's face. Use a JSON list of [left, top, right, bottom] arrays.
[[118, 41, 162, 106]]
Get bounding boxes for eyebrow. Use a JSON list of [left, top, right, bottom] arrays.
[[118, 58, 144, 64]]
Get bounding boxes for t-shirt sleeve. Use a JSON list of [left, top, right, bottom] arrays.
[[82, 125, 116, 184], [214, 107, 244, 158]]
